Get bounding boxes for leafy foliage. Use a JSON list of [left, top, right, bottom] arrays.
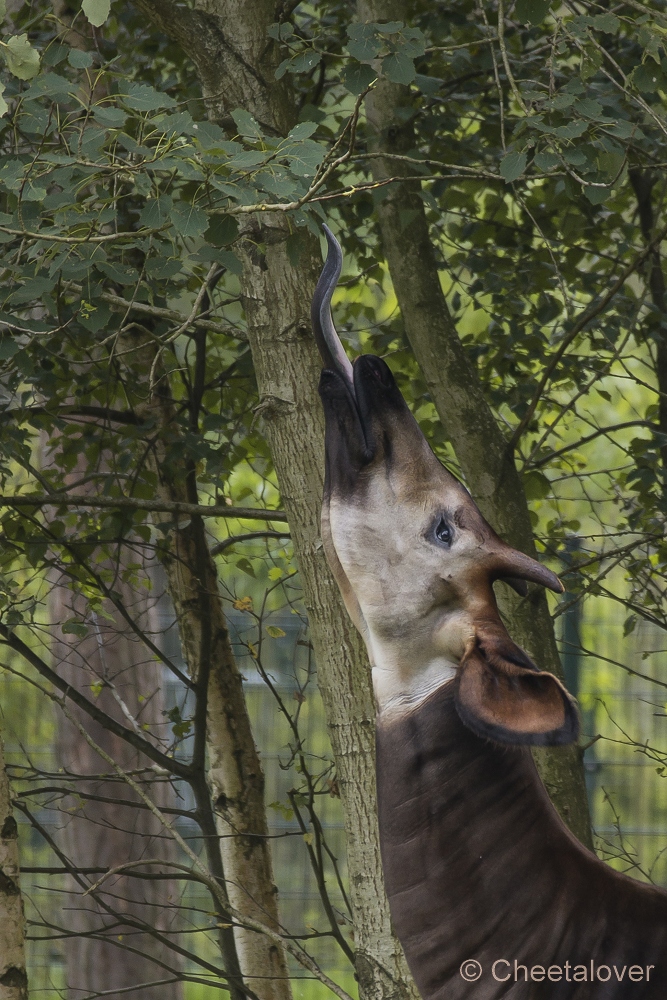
[[0, 0, 665, 634], [0, 0, 666, 991]]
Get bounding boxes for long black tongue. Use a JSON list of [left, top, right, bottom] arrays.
[[311, 225, 355, 388]]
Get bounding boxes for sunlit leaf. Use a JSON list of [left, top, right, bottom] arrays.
[[4, 34, 40, 80], [81, 0, 111, 27]]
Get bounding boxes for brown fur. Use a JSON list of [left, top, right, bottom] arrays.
[[378, 682, 667, 999]]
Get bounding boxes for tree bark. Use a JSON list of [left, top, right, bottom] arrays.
[[629, 168, 667, 476], [236, 233, 416, 1000], [0, 733, 27, 1000], [357, 0, 592, 847], [130, 2, 418, 997]]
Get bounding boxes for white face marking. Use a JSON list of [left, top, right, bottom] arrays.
[[325, 474, 479, 721], [371, 650, 457, 719]]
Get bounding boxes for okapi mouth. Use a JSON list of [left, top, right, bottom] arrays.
[[313, 226, 413, 484], [319, 354, 405, 467]]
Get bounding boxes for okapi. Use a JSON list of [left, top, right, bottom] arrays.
[[311, 225, 667, 999]]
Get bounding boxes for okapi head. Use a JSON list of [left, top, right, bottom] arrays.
[[313, 226, 578, 747]]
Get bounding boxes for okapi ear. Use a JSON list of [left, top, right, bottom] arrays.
[[454, 632, 579, 747]]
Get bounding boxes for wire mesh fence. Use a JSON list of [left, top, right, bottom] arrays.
[[2, 595, 667, 997]]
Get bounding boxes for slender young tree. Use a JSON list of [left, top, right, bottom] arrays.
[[0, 733, 27, 1000]]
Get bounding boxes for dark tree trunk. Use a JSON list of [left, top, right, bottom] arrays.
[[629, 168, 667, 476], [358, 0, 592, 848]]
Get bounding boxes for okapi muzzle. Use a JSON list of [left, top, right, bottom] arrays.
[[311, 226, 667, 1000], [313, 224, 576, 746]]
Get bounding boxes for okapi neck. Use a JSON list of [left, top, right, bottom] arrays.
[[376, 681, 667, 1000]]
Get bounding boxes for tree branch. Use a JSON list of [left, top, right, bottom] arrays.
[[0, 630, 192, 779], [509, 222, 667, 450], [210, 530, 291, 556], [529, 420, 656, 469], [0, 494, 288, 522]]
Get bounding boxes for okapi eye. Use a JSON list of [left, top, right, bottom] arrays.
[[434, 517, 452, 547]]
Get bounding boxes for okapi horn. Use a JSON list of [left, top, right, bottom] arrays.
[[311, 225, 355, 387], [492, 545, 564, 595]]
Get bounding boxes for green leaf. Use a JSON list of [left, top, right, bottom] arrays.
[[396, 26, 425, 58], [171, 202, 207, 239], [231, 108, 263, 140], [631, 63, 667, 93], [204, 215, 239, 247], [266, 625, 286, 638], [4, 34, 40, 80], [286, 138, 325, 177], [62, 619, 88, 637], [196, 247, 242, 275], [523, 470, 551, 500], [376, 21, 403, 35], [154, 111, 196, 136], [193, 121, 225, 147], [123, 82, 176, 111], [236, 557, 256, 578], [10, 276, 56, 304], [82, 0, 110, 26], [68, 48, 93, 68], [0, 84, 7, 118], [286, 121, 318, 141], [228, 150, 267, 169], [549, 93, 575, 109], [382, 51, 416, 85], [290, 50, 320, 74], [534, 151, 559, 170], [95, 261, 139, 284], [346, 23, 382, 62], [144, 257, 182, 279], [267, 22, 294, 42], [580, 48, 602, 81], [274, 59, 291, 81], [605, 120, 638, 140], [93, 105, 127, 127], [584, 184, 611, 205], [551, 121, 587, 139], [139, 195, 173, 228], [342, 61, 377, 95], [592, 13, 619, 34], [499, 151, 527, 182], [514, 0, 552, 24], [0, 335, 18, 360], [23, 72, 72, 99], [80, 302, 112, 332], [43, 43, 68, 66], [573, 98, 603, 118], [415, 73, 444, 97], [0, 0, 6, 21]]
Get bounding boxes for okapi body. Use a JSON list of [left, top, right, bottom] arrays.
[[311, 226, 667, 999]]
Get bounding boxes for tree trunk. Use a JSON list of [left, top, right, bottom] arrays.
[[237, 232, 416, 1000], [0, 733, 27, 1000], [357, 0, 592, 847], [52, 572, 184, 1000], [629, 168, 667, 476], [130, 2, 418, 997]]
